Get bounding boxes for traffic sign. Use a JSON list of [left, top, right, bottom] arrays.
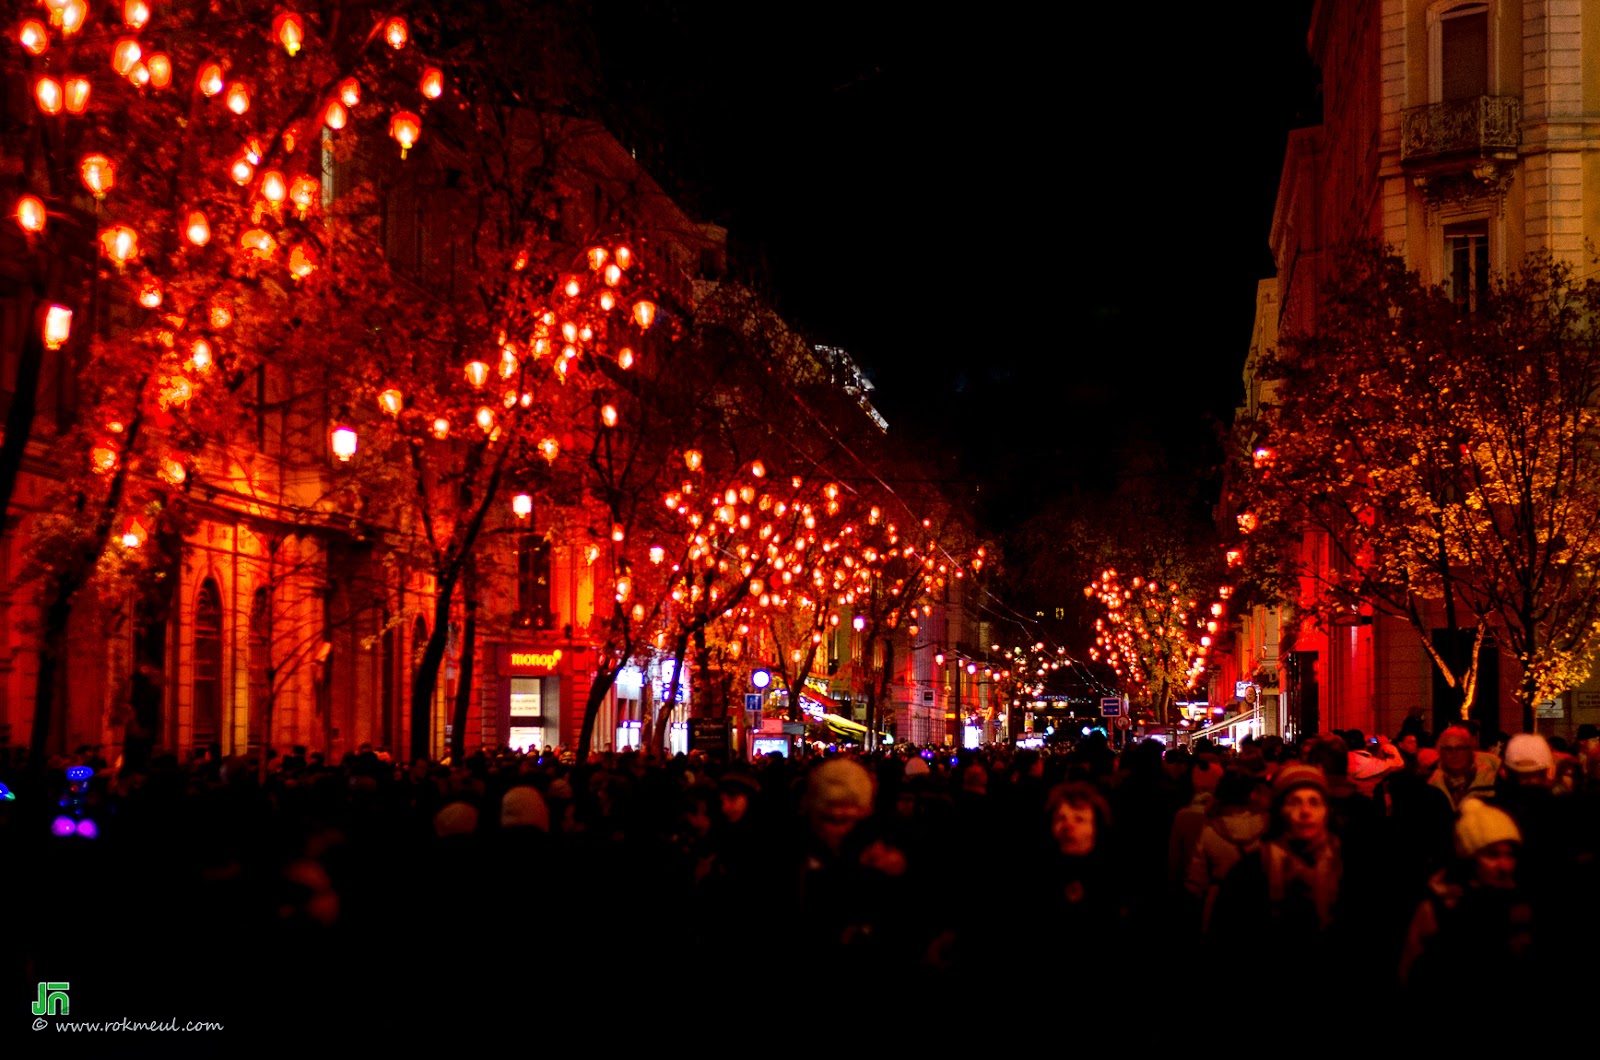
[[744, 693, 763, 712], [1100, 697, 1122, 717]]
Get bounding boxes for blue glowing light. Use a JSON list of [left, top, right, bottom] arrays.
[[0, 781, 13, 800], [65, 766, 92, 782]]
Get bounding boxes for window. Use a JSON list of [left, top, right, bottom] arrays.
[[1445, 220, 1490, 310], [517, 535, 552, 628], [1439, 4, 1488, 101], [248, 588, 270, 750], [508, 676, 545, 751], [380, 611, 396, 750], [193, 579, 224, 750]]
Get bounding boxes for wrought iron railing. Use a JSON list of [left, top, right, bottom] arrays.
[[1401, 95, 1520, 163]]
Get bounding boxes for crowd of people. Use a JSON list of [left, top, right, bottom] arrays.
[[8, 715, 1600, 1038]]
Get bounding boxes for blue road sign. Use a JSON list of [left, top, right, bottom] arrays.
[[744, 693, 764, 713], [1100, 697, 1122, 717]]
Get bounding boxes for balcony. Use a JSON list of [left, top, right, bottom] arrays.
[[1401, 96, 1520, 208], [1401, 95, 1520, 163]]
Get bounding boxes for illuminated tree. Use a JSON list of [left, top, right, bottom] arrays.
[[1236, 244, 1600, 729]]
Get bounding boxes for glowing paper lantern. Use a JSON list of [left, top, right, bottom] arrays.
[[587, 247, 608, 270], [683, 449, 702, 471], [147, 54, 172, 88], [62, 78, 87, 116], [35, 77, 63, 115], [100, 225, 138, 267], [138, 283, 162, 308], [603, 264, 622, 287], [378, 389, 403, 416], [384, 16, 408, 48], [420, 67, 443, 99], [60, 0, 86, 34], [111, 38, 141, 76], [512, 493, 533, 519], [198, 63, 224, 96], [260, 170, 287, 205], [159, 455, 187, 484], [19, 20, 48, 55], [338, 77, 360, 106], [124, 0, 150, 28], [465, 361, 490, 388], [431, 417, 450, 440], [129, 63, 150, 88], [188, 338, 213, 371], [389, 111, 420, 157], [185, 211, 210, 246], [632, 300, 656, 328], [475, 406, 495, 432], [274, 13, 305, 55], [287, 245, 314, 279], [331, 426, 357, 461], [601, 404, 618, 428], [498, 348, 519, 379], [614, 246, 633, 269], [240, 228, 276, 257], [323, 100, 348, 130], [539, 437, 560, 462], [15, 195, 46, 234], [209, 304, 232, 328], [225, 82, 250, 115], [43, 305, 73, 349], [91, 445, 118, 473]]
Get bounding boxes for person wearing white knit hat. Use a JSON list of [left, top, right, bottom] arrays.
[[1400, 798, 1530, 992]]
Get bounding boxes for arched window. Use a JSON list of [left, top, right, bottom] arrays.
[[193, 579, 224, 751], [248, 588, 270, 750], [380, 610, 396, 751]]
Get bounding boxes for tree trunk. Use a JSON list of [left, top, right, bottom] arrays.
[[577, 666, 619, 764], [448, 573, 477, 765], [410, 575, 457, 762], [651, 631, 690, 756], [29, 590, 74, 766], [258, 672, 276, 786]]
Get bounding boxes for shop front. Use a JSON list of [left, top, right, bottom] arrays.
[[495, 645, 569, 753]]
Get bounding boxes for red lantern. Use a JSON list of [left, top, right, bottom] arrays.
[[378, 389, 403, 416], [389, 111, 420, 158], [62, 77, 90, 114], [198, 63, 224, 96], [43, 305, 72, 350], [100, 225, 139, 267], [601, 404, 618, 428], [465, 360, 490, 388], [614, 246, 633, 269], [240, 228, 276, 257], [512, 493, 533, 519], [225, 82, 250, 115], [123, 0, 150, 28], [617, 347, 635, 370], [632, 300, 656, 329], [274, 12, 305, 55], [230, 157, 254, 185], [188, 338, 213, 371], [111, 38, 141, 76], [322, 100, 348, 131], [290, 176, 319, 216], [287, 245, 314, 279], [80, 155, 114, 197], [15, 195, 46, 234], [35, 77, 63, 116], [146, 54, 171, 89], [331, 425, 357, 462], [260, 170, 287, 206], [338, 77, 360, 107], [60, 0, 86, 34], [420, 67, 443, 100], [209, 304, 232, 329], [384, 16, 408, 48], [185, 211, 210, 246], [138, 283, 162, 309], [19, 20, 48, 55], [431, 417, 450, 440]]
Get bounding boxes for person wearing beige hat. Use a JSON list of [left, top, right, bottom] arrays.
[[1399, 799, 1534, 995]]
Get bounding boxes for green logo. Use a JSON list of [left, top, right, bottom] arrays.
[[32, 983, 69, 1016]]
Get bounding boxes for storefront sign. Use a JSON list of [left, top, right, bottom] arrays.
[[690, 719, 729, 759], [510, 649, 562, 670]]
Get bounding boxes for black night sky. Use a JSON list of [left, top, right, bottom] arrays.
[[595, 1, 1320, 528]]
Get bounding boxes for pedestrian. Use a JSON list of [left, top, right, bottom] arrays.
[[1430, 725, 1499, 810], [1399, 799, 1535, 1000]]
